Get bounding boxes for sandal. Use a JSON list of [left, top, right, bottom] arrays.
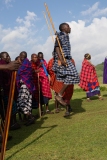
[[46, 110, 54, 114], [98, 96, 103, 100], [55, 108, 60, 113], [55, 94, 67, 106], [87, 98, 91, 102], [64, 112, 70, 117]]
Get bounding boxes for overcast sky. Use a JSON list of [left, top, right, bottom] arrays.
[[0, 0, 107, 70]]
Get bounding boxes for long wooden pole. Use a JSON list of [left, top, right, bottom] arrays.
[[0, 99, 6, 137], [43, 11, 54, 43], [43, 8, 59, 105], [44, 3, 67, 66], [0, 71, 16, 160], [38, 73, 41, 118]]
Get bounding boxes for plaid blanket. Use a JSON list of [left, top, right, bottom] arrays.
[[16, 58, 35, 94], [17, 84, 32, 114], [103, 58, 107, 84], [31, 60, 52, 99], [79, 59, 99, 91], [55, 32, 71, 58], [52, 32, 79, 84]]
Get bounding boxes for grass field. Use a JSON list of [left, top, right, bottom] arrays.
[[5, 90, 107, 160]]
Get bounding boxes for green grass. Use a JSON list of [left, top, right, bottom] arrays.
[[95, 62, 104, 77], [5, 91, 107, 160]]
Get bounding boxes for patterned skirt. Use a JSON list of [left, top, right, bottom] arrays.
[[86, 82, 100, 98], [17, 84, 32, 115], [52, 59, 80, 85]]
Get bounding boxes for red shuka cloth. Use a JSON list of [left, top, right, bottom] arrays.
[[79, 59, 99, 91], [31, 60, 52, 101], [47, 58, 74, 104]]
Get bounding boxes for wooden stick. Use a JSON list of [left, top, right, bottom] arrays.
[[1, 99, 5, 119], [43, 8, 58, 103], [0, 122, 4, 138], [44, 3, 67, 66], [0, 118, 5, 137], [38, 73, 41, 118], [0, 99, 6, 137], [43, 11, 54, 43], [0, 71, 16, 160]]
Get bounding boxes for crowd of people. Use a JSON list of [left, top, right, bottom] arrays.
[[0, 23, 105, 146]]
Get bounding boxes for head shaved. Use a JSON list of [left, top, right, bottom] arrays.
[[20, 51, 27, 58], [59, 23, 69, 31], [31, 53, 37, 59]]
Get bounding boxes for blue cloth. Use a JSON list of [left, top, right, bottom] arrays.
[[16, 58, 35, 94], [40, 59, 48, 77], [86, 86, 100, 98], [103, 58, 107, 84]]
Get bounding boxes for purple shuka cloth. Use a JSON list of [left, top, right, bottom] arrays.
[[103, 58, 107, 84], [16, 58, 35, 94], [86, 89, 100, 98], [0, 60, 12, 96]]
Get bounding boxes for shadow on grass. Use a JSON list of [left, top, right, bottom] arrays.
[[71, 98, 86, 115], [46, 98, 86, 117], [82, 96, 97, 100], [7, 124, 57, 160], [102, 94, 107, 97], [6, 115, 56, 148]]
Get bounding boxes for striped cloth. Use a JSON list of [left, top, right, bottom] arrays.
[[17, 84, 32, 114], [52, 31, 79, 84]]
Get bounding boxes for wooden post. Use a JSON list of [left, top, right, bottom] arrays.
[[0, 71, 16, 160], [38, 73, 41, 118]]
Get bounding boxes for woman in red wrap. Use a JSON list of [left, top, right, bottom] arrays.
[[79, 53, 103, 101]]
